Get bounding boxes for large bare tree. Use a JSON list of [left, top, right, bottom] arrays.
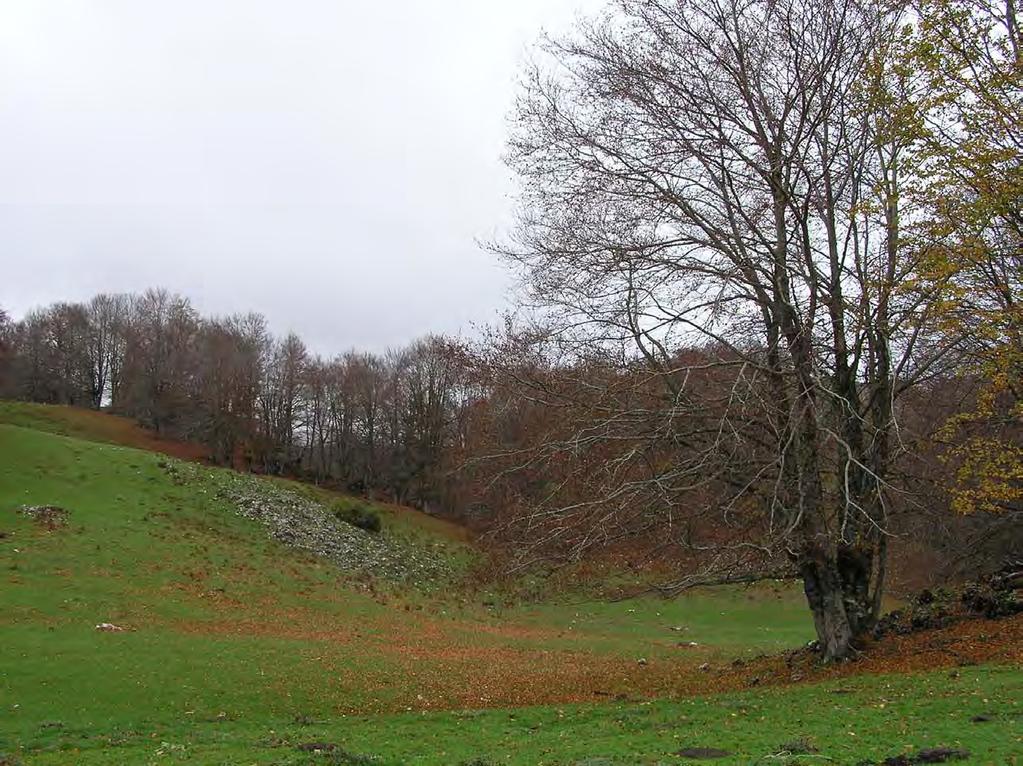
[[499, 0, 952, 658]]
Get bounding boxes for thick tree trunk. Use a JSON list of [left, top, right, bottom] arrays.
[[800, 552, 855, 660], [800, 541, 883, 660]]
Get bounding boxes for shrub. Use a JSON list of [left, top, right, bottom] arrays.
[[333, 501, 382, 534]]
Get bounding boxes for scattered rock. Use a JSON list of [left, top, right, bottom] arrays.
[[160, 461, 453, 584], [95, 623, 127, 632], [636, 657, 648, 666], [676, 747, 732, 759], [19, 505, 70, 529], [777, 737, 817, 755]]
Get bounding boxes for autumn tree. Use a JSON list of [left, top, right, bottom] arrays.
[[898, 0, 1023, 517]]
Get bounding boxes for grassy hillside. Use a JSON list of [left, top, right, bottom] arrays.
[[1, 403, 1020, 765], [0, 401, 209, 461]]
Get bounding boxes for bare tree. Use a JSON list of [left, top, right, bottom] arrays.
[[256, 332, 308, 473], [83, 294, 127, 409], [194, 313, 266, 464], [117, 289, 199, 434], [496, 0, 952, 658]]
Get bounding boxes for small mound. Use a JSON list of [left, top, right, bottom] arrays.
[[875, 575, 1023, 639]]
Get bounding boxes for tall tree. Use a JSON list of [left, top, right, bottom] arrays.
[[499, 0, 950, 658]]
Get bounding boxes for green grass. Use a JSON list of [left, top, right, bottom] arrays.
[[503, 585, 812, 657], [1, 402, 1020, 765], [8, 666, 1021, 764]]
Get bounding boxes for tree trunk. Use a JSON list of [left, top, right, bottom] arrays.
[[838, 542, 880, 638], [800, 541, 882, 660], [800, 551, 855, 660]]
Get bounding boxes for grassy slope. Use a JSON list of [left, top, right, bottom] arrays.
[[0, 403, 1019, 764]]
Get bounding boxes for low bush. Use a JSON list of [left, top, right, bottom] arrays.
[[333, 501, 382, 534]]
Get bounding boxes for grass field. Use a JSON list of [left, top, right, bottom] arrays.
[[1, 403, 1021, 765]]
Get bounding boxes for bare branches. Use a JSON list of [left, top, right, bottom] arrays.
[[489, 0, 944, 658]]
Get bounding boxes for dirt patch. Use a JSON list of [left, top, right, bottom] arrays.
[[858, 747, 971, 765], [676, 747, 732, 758]]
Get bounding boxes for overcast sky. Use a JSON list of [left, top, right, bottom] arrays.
[[0, 0, 600, 353]]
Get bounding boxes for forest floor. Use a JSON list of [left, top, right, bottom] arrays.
[[0, 403, 1020, 765]]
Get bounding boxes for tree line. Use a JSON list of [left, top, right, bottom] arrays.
[[0, 289, 468, 512]]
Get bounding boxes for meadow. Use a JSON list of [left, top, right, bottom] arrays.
[[1, 404, 1020, 764]]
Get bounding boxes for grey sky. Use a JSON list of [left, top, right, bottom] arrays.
[[0, 0, 599, 353]]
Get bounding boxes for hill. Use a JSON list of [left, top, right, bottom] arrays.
[[1, 403, 1020, 764]]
